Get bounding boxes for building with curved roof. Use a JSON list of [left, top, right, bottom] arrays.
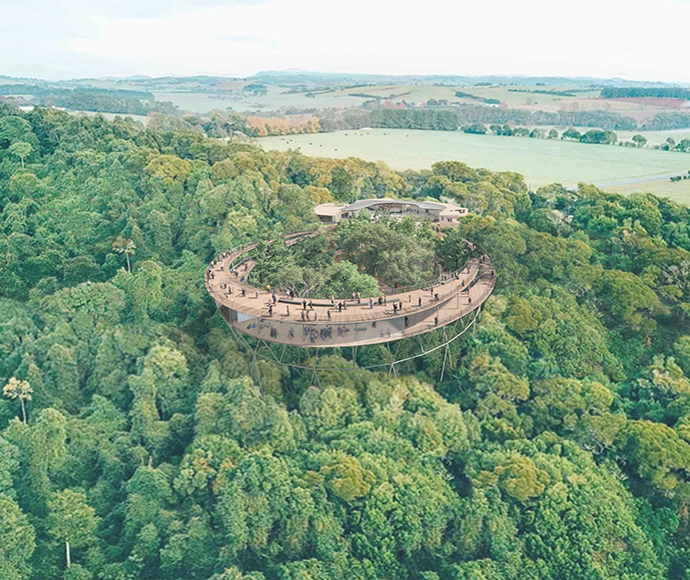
[[314, 198, 467, 225]]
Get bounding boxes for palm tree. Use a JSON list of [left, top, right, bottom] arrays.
[[3, 377, 33, 423], [113, 236, 136, 272]]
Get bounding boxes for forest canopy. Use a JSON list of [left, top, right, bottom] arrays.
[[251, 214, 441, 298], [2, 105, 690, 580]]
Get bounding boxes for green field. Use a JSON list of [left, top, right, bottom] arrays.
[[153, 84, 467, 113], [616, 128, 690, 146], [152, 84, 600, 113], [606, 176, 690, 199], [260, 129, 690, 204], [451, 85, 601, 108]]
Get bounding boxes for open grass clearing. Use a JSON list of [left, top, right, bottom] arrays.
[[603, 176, 690, 205], [259, 128, 690, 205]]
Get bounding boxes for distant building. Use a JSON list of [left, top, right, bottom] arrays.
[[314, 198, 468, 226]]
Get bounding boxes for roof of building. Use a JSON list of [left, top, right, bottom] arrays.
[[341, 198, 399, 211], [314, 198, 467, 217], [313, 203, 343, 216]]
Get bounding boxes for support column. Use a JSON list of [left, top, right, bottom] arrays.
[[440, 344, 449, 383], [311, 348, 320, 387]]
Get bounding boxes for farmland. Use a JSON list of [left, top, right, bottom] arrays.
[[151, 86, 372, 113], [151, 84, 607, 113], [260, 128, 690, 204], [151, 82, 689, 122]]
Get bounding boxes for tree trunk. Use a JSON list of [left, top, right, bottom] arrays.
[[20, 398, 26, 424], [65, 539, 71, 568], [125, 253, 131, 273]]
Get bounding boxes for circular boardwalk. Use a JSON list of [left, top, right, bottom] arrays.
[[205, 228, 496, 349]]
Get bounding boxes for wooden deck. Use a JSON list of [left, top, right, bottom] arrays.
[[205, 231, 496, 348]]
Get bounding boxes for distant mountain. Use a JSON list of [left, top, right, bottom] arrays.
[[2, 71, 686, 92], [249, 70, 683, 88]]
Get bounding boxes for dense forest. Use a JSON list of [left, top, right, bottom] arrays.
[[0, 86, 156, 100], [2, 105, 690, 580], [0, 86, 178, 117], [35, 93, 179, 117]]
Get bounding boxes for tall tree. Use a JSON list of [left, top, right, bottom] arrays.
[[8, 141, 33, 169], [3, 378, 32, 424], [113, 236, 136, 273], [0, 495, 35, 580], [47, 489, 98, 569]]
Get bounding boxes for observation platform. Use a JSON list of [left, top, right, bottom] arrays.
[[205, 228, 496, 348]]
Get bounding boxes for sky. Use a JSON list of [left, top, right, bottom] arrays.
[[1, 0, 690, 82]]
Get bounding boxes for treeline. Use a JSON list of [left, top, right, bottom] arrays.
[[368, 106, 641, 131], [371, 106, 690, 132], [3, 106, 690, 578], [42, 100, 690, 142], [643, 111, 690, 130], [507, 88, 585, 97], [472, 123, 690, 152], [601, 86, 690, 99], [318, 107, 373, 132], [36, 92, 178, 116], [370, 108, 460, 130], [455, 91, 501, 104], [0, 84, 155, 100], [451, 106, 640, 130], [654, 136, 690, 152], [176, 107, 371, 135], [485, 124, 618, 144], [245, 114, 321, 136], [206, 105, 648, 136]]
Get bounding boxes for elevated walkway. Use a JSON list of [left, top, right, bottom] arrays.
[[205, 228, 496, 348]]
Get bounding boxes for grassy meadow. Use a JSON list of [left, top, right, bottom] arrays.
[[260, 129, 690, 205], [605, 176, 690, 200]]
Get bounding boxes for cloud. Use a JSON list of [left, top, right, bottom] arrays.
[[1, 0, 690, 81], [217, 35, 280, 48], [3, 0, 268, 20]]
